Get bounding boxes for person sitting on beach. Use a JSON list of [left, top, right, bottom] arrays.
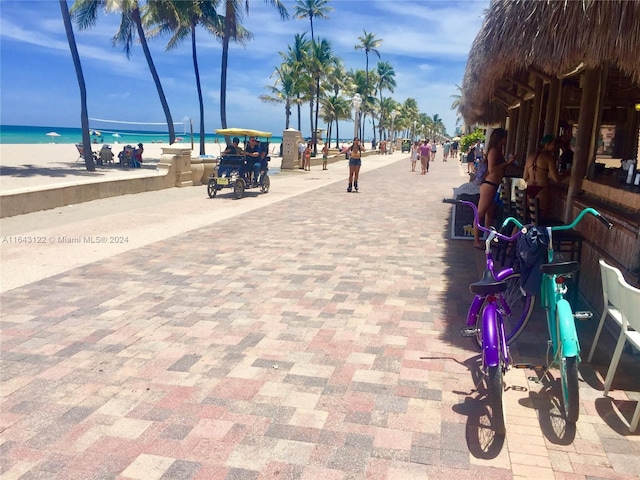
[[132, 143, 143, 168], [99, 145, 114, 166]]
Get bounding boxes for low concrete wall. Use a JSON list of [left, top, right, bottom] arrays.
[[307, 149, 378, 168], [0, 148, 194, 218]]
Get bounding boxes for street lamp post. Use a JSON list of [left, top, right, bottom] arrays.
[[412, 120, 416, 141], [352, 94, 362, 140]]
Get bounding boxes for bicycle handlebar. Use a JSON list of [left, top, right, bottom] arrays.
[[548, 207, 613, 231], [442, 198, 525, 242], [444, 199, 613, 237]]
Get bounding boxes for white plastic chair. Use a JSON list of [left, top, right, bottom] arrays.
[[602, 274, 640, 432], [588, 259, 625, 362]]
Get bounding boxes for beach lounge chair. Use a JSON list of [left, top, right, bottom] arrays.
[[75, 143, 98, 163]]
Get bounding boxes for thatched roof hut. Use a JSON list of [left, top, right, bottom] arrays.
[[461, 0, 640, 125]]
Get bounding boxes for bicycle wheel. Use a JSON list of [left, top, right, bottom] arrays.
[[560, 356, 579, 423], [487, 366, 506, 435], [473, 272, 535, 349]]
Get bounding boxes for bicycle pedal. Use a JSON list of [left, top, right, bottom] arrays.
[[513, 363, 546, 370], [460, 327, 477, 337], [574, 311, 593, 320]]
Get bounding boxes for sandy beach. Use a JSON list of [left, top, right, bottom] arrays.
[[0, 141, 282, 192]]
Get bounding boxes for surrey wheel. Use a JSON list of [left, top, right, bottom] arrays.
[[234, 178, 245, 199], [207, 178, 218, 198]]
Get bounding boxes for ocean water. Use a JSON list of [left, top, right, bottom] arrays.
[[0, 125, 284, 146]]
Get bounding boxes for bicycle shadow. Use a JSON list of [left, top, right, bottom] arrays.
[[450, 354, 507, 458], [518, 371, 576, 445]]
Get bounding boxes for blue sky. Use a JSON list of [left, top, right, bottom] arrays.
[[1, 0, 489, 139]]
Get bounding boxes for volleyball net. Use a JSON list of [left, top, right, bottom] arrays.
[[88, 117, 188, 140]]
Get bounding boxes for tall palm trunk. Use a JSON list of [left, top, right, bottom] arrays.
[[59, 0, 94, 171], [191, 18, 205, 155], [132, 7, 175, 145], [285, 101, 291, 129], [221, 30, 230, 133], [313, 77, 320, 155]]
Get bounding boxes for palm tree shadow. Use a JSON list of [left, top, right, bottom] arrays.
[[0, 164, 106, 179], [519, 371, 576, 445]]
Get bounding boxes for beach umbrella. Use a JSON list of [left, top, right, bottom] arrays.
[[452, 136, 461, 141], [46, 132, 61, 137]]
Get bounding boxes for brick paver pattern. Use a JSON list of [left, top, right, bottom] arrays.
[[2, 156, 639, 479]]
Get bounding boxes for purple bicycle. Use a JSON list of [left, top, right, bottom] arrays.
[[444, 198, 534, 434]]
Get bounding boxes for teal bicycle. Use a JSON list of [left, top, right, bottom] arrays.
[[515, 207, 612, 423]]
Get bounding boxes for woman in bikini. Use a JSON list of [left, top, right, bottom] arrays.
[[347, 137, 364, 192], [523, 135, 564, 220], [474, 128, 516, 248]]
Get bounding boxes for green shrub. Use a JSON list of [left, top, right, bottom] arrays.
[[461, 129, 485, 153]]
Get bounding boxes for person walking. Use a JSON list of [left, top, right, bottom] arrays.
[[474, 139, 484, 172], [419, 139, 431, 174], [430, 140, 437, 162], [347, 137, 364, 192], [322, 143, 329, 170], [410, 141, 419, 172], [443, 140, 451, 161]]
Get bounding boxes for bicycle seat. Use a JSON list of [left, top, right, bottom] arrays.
[[469, 270, 508, 295], [539, 261, 579, 275]]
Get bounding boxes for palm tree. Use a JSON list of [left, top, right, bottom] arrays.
[[293, 0, 332, 43], [320, 94, 351, 148], [280, 34, 311, 131], [220, 0, 288, 132], [432, 113, 445, 140], [72, 0, 177, 144], [260, 64, 296, 128], [145, 0, 224, 155], [379, 97, 397, 140], [450, 84, 464, 126], [60, 0, 95, 171], [375, 61, 396, 140], [400, 98, 419, 138], [354, 31, 381, 139], [307, 38, 334, 154]]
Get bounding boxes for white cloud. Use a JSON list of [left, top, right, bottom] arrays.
[[0, 0, 489, 135]]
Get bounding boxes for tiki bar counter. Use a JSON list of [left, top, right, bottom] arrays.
[[460, 0, 640, 312]]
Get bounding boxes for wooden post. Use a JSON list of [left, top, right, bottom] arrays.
[[527, 77, 545, 155], [563, 68, 605, 223], [544, 78, 561, 137], [515, 99, 530, 158], [507, 106, 519, 157]]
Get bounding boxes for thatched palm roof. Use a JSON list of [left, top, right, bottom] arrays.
[[461, 0, 640, 125]]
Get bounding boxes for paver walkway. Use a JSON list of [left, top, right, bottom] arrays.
[[1, 152, 638, 479]]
